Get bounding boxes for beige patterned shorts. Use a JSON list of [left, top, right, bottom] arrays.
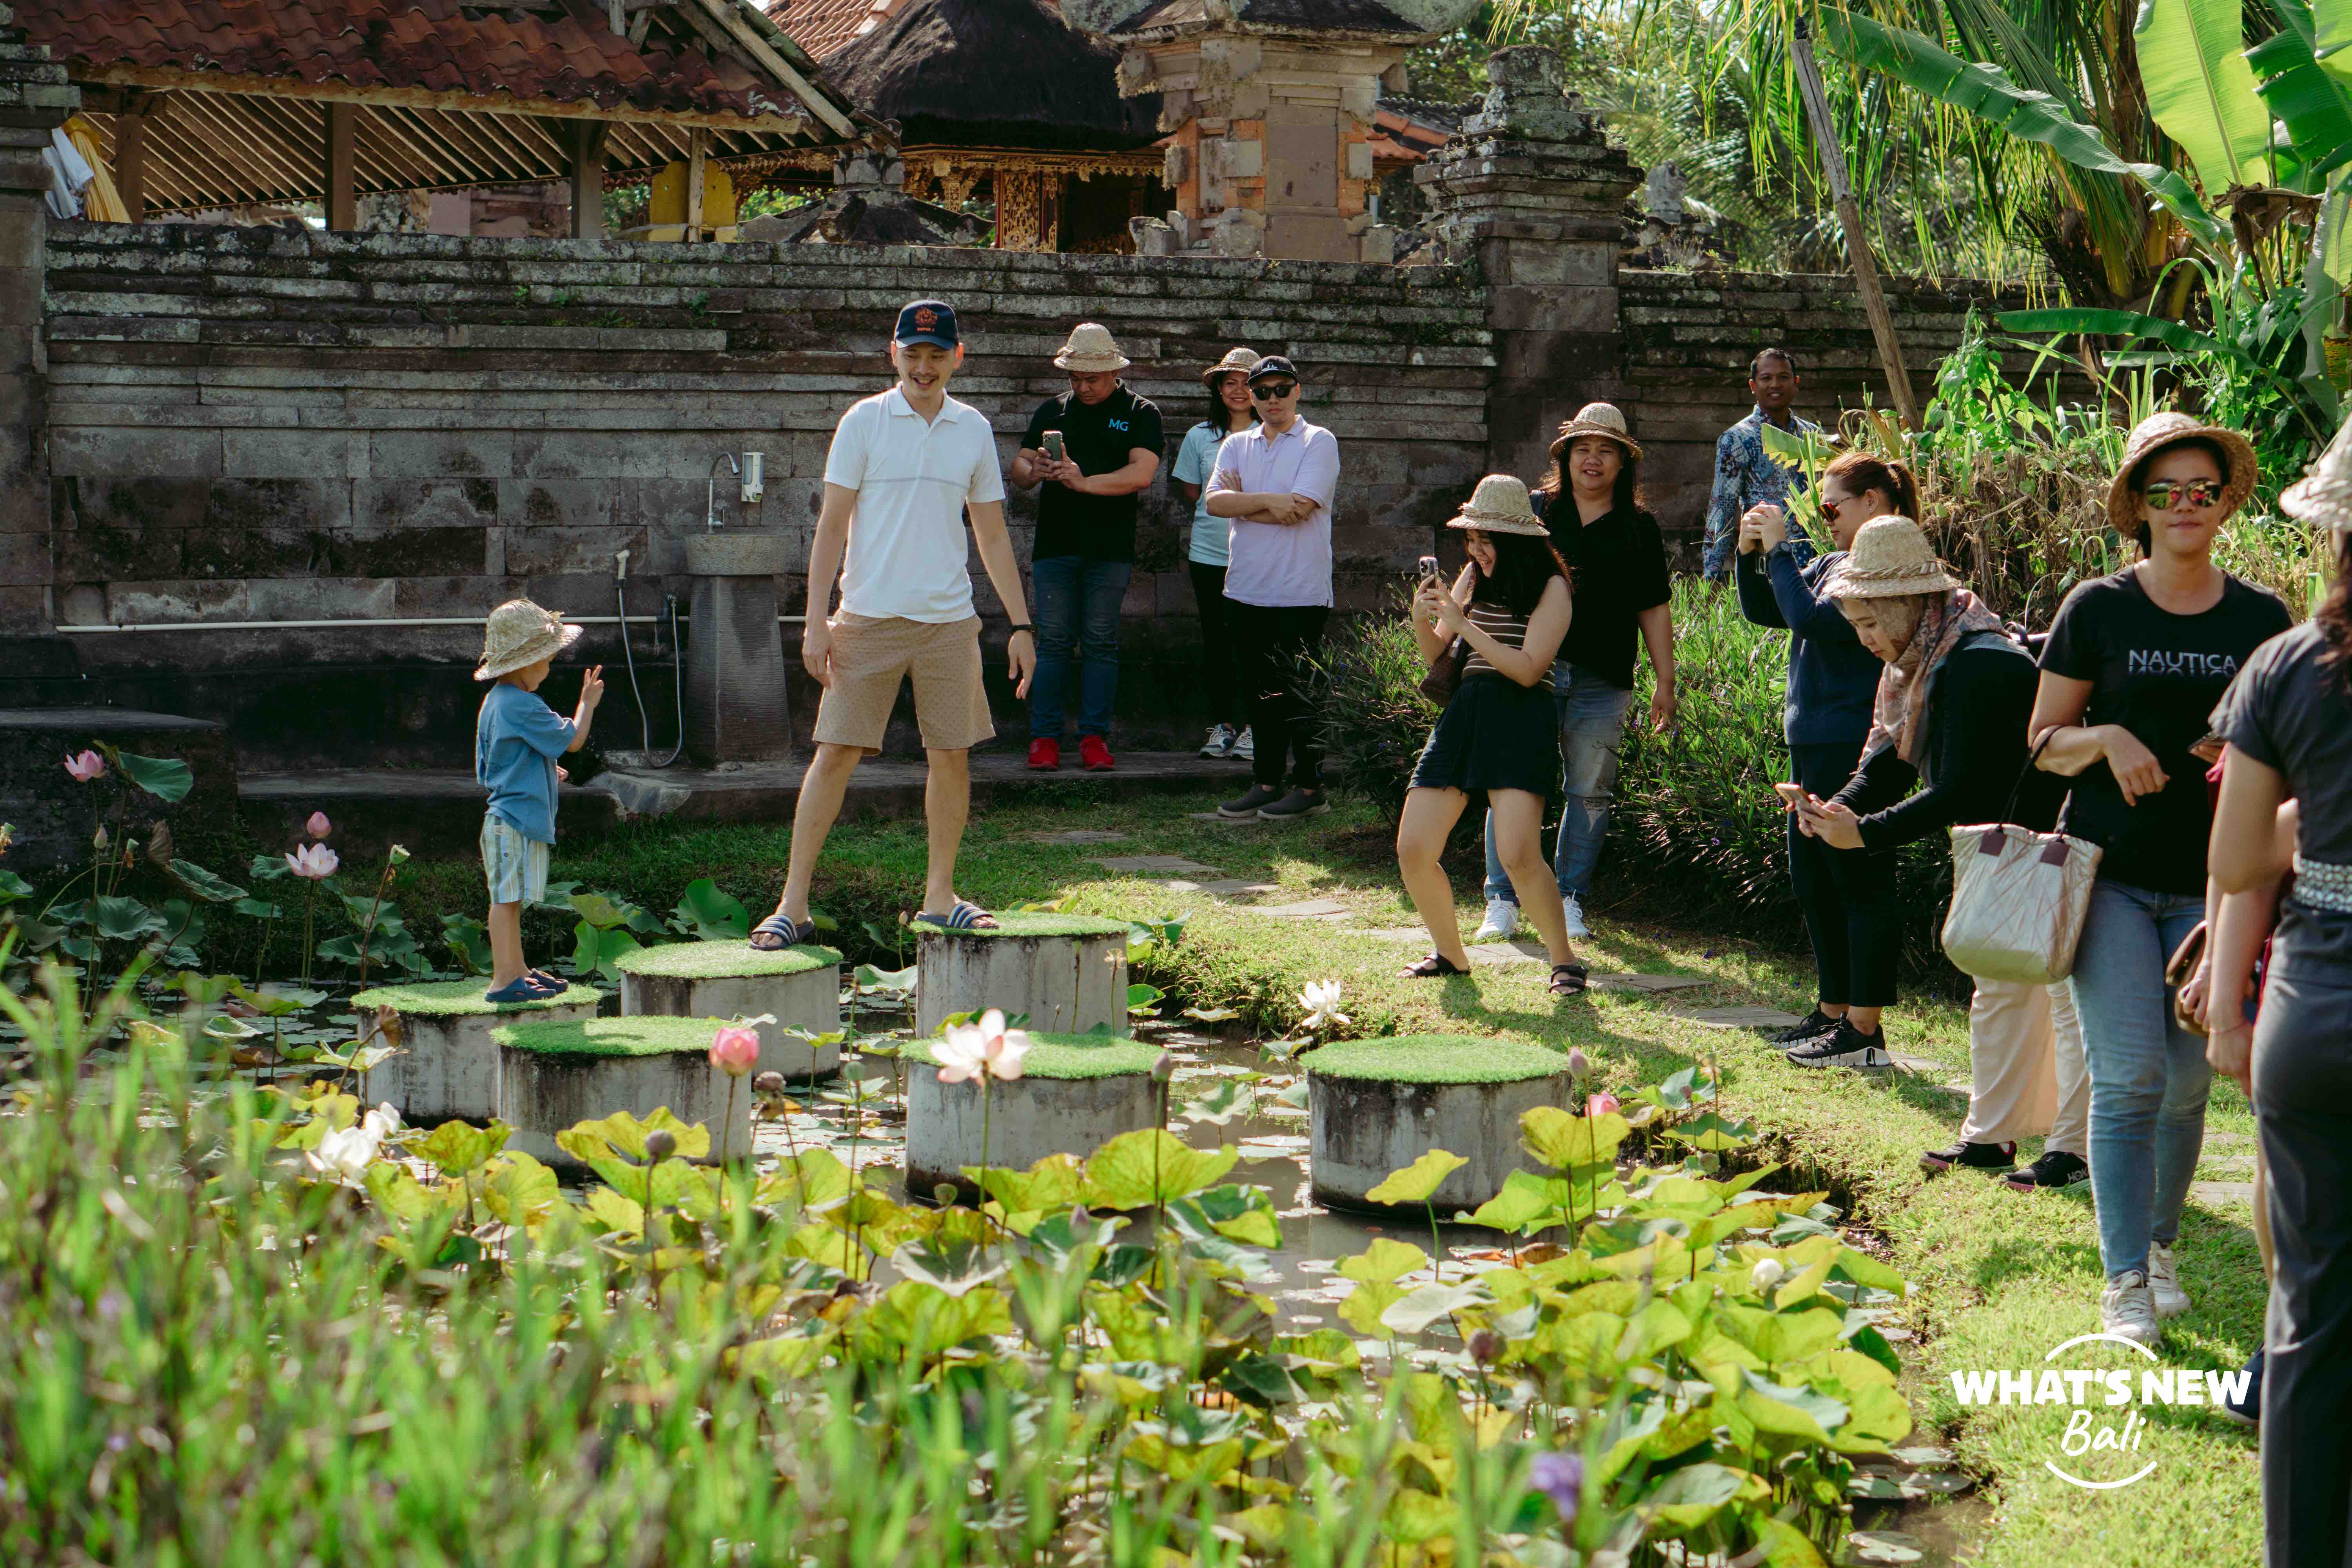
[[481, 813, 550, 906], [813, 613, 995, 755]]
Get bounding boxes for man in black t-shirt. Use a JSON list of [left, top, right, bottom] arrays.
[[1010, 323, 1166, 772]]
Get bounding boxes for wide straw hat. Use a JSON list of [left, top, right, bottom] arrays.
[[1201, 345, 1258, 386], [2106, 411, 2258, 535], [1548, 401, 1644, 462], [2281, 419, 2352, 535], [1053, 322, 1131, 373], [475, 598, 583, 681], [1822, 516, 1966, 600], [1446, 474, 1551, 537]]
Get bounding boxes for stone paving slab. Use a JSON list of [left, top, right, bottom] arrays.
[[2203, 1155, 2256, 1173], [1466, 940, 1548, 966], [2191, 1181, 2256, 1206], [1681, 1005, 1807, 1030], [1165, 878, 1283, 897], [1362, 927, 1435, 944], [1023, 829, 1129, 845], [1589, 973, 1710, 994], [1095, 856, 1224, 875], [1258, 899, 1356, 921]]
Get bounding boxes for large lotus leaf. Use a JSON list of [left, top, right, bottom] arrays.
[[1747, 1514, 1831, 1568], [166, 860, 245, 903], [1716, 1304, 1844, 1368], [858, 1279, 1013, 1357], [1468, 1170, 1572, 1232], [112, 749, 194, 803], [91, 896, 169, 942], [1664, 1111, 1759, 1152], [671, 878, 750, 940], [1521, 1106, 1630, 1169], [1830, 1381, 1916, 1453], [418, 1119, 510, 1178], [1379, 1487, 1457, 1545], [1339, 1236, 1428, 1285], [1379, 1279, 1494, 1336], [1364, 1149, 1468, 1205], [1025, 1208, 1124, 1261], [1615, 1297, 1696, 1362], [1737, 1370, 1849, 1445], [1337, 1278, 1408, 1338], [481, 1151, 561, 1222], [1181, 1182, 1283, 1248], [891, 1236, 1010, 1299], [972, 1152, 1087, 1217], [557, 1106, 711, 1166], [1080, 1129, 1237, 1209], [1636, 1461, 1766, 1538]]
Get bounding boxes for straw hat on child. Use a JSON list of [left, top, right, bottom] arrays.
[[475, 599, 583, 681], [1201, 345, 1258, 386], [2106, 412, 2258, 535], [1548, 402, 1644, 461], [1822, 517, 1965, 599], [2282, 419, 2352, 535], [1446, 474, 1551, 537], [1053, 322, 1132, 373]]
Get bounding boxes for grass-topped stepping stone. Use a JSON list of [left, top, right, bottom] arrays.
[[1305, 1035, 1572, 1216], [492, 1015, 755, 1169], [903, 1031, 1162, 1201], [351, 977, 600, 1126], [913, 911, 1132, 1039], [613, 940, 843, 1082]]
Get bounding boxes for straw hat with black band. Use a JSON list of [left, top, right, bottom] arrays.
[[1549, 401, 1644, 462], [1446, 474, 1551, 537], [475, 599, 583, 681], [2106, 411, 2258, 539], [1201, 345, 1258, 387], [1821, 516, 1966, 600], [1053, 322, 1131, 374]]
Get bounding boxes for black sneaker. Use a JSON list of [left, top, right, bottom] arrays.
[[2219, 1348, 2261, 1428], [1257, 786, 1330, 821], [2003, 1149, 2089, 1192], [1772, 1008, 1840, 1047], [1922, 1139, 2017, 1173], [1219, 783, 1285, 819], [1787, 1018, 1887, 1070]]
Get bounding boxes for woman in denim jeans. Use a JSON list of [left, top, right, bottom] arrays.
[[2029, 413, 2294, 1346]]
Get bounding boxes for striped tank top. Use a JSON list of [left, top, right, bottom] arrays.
[[1461, 600, 1529, 677]]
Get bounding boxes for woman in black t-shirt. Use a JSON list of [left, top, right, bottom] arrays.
[[2209, 445, 2352, 1566], [2031, 413, 2294, 1348]]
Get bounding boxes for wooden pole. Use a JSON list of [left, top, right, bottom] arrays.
[[324, 101, 358, 231], [113, 93, 151, 221], [570, 120, 609, 239], [685, 126, 706, 241], [1790, 19, 1920, 430]]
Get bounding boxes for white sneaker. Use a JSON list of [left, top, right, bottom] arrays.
[[1229, 726, 1254, 760], [1199, 723, 1237, 759], [2100, 1271, 2161, 1347], [2148, 1243, 2190, 1319], [1559, 894, 1592, 941], [1472, 899, 1519, 942]]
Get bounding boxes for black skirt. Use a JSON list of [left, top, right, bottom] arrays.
[[1408, 673, 1559, 808]]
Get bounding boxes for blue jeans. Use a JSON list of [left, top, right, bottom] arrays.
[[2068, 878, 2212, 1282], [1028, 556, 1130, 740], [1484, 661, 1638, 904]]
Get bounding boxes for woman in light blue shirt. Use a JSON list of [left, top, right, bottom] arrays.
[[1172, 347, 1260, 760]]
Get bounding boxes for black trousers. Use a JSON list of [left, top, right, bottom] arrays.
[[2254, 910, 2352, 1568], [1788, 741, 1901, 1008], [1226, 598, 1329, 789], [1189, 562, 1241, 727]]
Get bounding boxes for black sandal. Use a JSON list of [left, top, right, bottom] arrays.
[[1550, 963, 1589, 997], [1401, 953, 1470, 979]]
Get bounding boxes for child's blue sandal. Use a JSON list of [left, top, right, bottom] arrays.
[[913, 900, 999, 931], [749, 912, 813, 952], [486, 976, 561, 1004]]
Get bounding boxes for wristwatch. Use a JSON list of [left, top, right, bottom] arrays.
[[1009, 624, 1034, 636]]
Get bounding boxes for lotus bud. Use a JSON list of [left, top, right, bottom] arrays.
[[1751, 1257, 1788, 1294], [1586, 1091, 1620, 1118], [388, 844, 410, 866], [709, 1024, 761, 1077], [1467, 1327, 1504, 1366], [307, 811, 332, 840], [753, 1071, 786, 1095], [1566, 1047, 1590, 1081], [1151, 1050, 1176, 1083], [643, 1129, 677, 1161], [93, 823, 109, 852]]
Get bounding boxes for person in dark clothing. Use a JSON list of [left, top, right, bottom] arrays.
[[1735, 450, 1913, 1051], [2209, 430, 2352, 1568]]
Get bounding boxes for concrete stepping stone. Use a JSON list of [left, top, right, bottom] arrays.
[[1588, 973, 1710, 994], [1163, 878, 1283, 897], [2191, 1181, 2256, 1207], [913, 911, 1132, 1038], [1363, 927, 1435, 944], [1258, 898, 1354, 921], [494, 1015, 755, 1169], [1187, 812, 1270, 826], [1466, 940, 1546, 966], [2203, 1154, 2256, 1173], [902, 1033, 1162, 1201], [614, 940, 843, 1082], [1024, 830, 1129, 845], [1094, 856, 1223, 876], [2203, 1132, 2252, 1149], [1308, 1034, 1572, 1215], [1682, 1005, 1806, 1030], [352, 977, 601, 1126], [1880, 1054, 1945, 1074]]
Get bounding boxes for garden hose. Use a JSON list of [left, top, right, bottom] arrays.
[[613, 571, 686, 768]]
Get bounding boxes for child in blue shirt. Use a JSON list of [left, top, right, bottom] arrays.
[[474, 599, 603, 1002]]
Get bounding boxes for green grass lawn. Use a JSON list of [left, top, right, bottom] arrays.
[[403, 784, 2266, 1566]]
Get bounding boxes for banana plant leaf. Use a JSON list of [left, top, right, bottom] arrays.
[[2248, 0, 2352, 181], [1995, 307, 2310, 405], [2133, 0, 2275, 194]]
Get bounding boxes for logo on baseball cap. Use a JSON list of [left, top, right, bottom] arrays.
[[1247, 353, 1301, 384], [895, 299, 960, 349]]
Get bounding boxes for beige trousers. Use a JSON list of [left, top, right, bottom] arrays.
[[1959, 977, 2089, 1155]]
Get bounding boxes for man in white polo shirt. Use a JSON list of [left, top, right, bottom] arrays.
[[1205, 354, 1341, 822], [751, 299, 1036, 947]]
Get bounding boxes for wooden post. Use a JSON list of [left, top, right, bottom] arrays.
[[570, 120, 609, 239], [113, 94, 151, 222], [685, 127, 706, 242], [324, 101, 358, 231], [1790, 20, 1920, 430]]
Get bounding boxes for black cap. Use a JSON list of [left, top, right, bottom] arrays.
[[1246, 354, 1300, 384], [894, 299, 959, 349]]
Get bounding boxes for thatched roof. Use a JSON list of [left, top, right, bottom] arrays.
[[822, 0, 1160, 151]]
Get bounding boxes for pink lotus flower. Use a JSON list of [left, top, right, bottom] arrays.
[[64, 750, 106, 782], [306, 811, 332, 840], [1586, 1091, 1620, 1117], [285, 843, 339, 880], [934, 1009, 1031, 1083], [709, 1024, 762, 1076]]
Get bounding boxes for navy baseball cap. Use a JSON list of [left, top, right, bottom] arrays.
[[1247, 354, 1300, 384], [895, 299, 959, 349]]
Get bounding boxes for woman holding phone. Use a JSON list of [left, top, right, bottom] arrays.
[[1396, 475, 1588, 996], [2029, 412, 2292, 1345], [1171, 347, 1262, 760]]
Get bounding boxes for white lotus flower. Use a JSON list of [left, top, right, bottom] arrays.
[[933, 1009, 1032, 1084], [1751, 1257, 1788, 1294], [361, 1103, 402, 1141], [1298, 980, 1350, 1032], [308, 1121, 382, 1184]]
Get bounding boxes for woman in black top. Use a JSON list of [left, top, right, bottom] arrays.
[[1398, 475, 1586, 996], [2209, 443, 2352, 1567], [2030, 413, 2294, 1347]]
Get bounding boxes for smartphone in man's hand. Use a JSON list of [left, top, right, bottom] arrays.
[[1042, 430, 1065, 465]]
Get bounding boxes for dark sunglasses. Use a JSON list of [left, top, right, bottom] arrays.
[[1251, 382, 1299, 400], [1818, 495, 1849, 525], [2142, 478, 2224, 511]]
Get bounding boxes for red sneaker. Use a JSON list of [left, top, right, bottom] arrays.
[[1080, 736, 1116, 772], [1027, 738, 1060, 771]]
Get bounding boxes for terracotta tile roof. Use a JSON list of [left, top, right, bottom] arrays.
[[24, 0, 841, 123], [769, 0, 894, 59]]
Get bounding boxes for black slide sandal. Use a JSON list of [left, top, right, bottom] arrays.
[[1401, 953, 1470, 979]]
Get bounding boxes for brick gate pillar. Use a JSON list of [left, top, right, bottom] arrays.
[[1417, 46, 1641, 484], [0, 8, 75, 635]]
